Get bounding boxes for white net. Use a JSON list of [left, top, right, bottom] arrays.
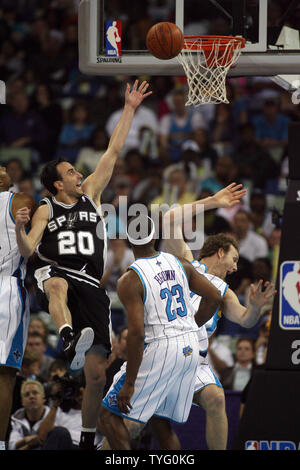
[[177, 37, 244, 106]]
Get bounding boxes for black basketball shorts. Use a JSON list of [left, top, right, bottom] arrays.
[[34, 265, 112, 355]]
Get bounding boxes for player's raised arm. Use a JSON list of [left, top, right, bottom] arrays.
[[115, 269, 145, 414], [15, 204, 49, 258], [163, 183, 247, 261], [82, 80, 152, 202]]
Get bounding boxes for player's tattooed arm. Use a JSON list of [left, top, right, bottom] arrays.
[[116, 269, 145, 414]]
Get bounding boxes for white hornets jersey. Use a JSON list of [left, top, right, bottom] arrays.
[[129, 251, 199, 343], [0, 192, 27, 280], [190, 260, 228, 356]]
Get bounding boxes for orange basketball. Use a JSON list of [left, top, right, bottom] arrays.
[[146, 22, 184, 60]]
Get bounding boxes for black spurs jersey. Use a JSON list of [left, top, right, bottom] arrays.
[[36, 194, 107, 282]]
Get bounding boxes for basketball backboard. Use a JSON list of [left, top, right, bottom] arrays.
[[79, 0, 300, 81]]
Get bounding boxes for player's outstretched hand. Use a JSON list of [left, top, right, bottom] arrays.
[[117, 383, 134, 415], [15, 207, 31, 228], [125, 80, 152, 110], [249, 280, 277, 308], [212, 182, 247, 209]]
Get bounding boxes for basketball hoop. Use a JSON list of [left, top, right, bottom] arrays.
[[177, 35, 246, 106]]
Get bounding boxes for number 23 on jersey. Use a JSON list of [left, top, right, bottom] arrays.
[[160, 284, 187, 322]]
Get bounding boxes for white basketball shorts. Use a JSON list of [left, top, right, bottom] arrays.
[[193, 354, 223, 400], [0, 276, 30, 370], [102, 331, 199, 424]]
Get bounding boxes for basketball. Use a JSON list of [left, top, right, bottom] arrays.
[[146, 22, 184, 60]]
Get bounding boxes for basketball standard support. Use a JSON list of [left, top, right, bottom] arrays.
[[233, 122, 300, 451]]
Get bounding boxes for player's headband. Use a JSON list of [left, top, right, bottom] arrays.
[[127, 216, 156, 246]]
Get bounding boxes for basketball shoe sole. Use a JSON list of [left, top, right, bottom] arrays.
[[64, 327, 94, 372]]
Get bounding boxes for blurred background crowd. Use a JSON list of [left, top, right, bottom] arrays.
[[1, 0, 298, 449]]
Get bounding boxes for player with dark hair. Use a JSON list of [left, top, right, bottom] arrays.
[[14, 80, 152, 450], [100, 215, 223, 450], [0, 166, 36, 450]]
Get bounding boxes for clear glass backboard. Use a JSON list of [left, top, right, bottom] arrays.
[[79, 0, 300, 81]]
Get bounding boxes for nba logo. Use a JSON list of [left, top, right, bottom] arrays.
[[245, 441, 259, 450], [106, 21, 122, 56], [280, 261, 300, 330]]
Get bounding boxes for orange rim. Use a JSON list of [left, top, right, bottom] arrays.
[[182, 35, 246, 51]]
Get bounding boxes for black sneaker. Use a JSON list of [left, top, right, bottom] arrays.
[[63, 327, 94, 372]]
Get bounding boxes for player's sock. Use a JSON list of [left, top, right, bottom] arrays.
[[59, 324, 74, 347], [0, 441, 6, 450], [79, 428, 96, 450]]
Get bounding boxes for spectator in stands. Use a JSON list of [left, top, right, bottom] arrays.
[[75, 127, 109, 176], [254, 314, 271, 366], [48, 359, 68, 381], [231, 209, 269, 262], [249, 190, 275, 238], [8, 379, 49, 450], [5, 158, 24, 192], [252, 97, 290, 155], [220, 338, 256, 391], [239, 313, 271, 417], [33, 82, 63, 160], [131, 159, 163, 206], [0, 91, 48, 154], [159, 89, 206, 164], [209, 103, 236, 146], [91, 82, 123, 128], [11, 350, 42, 415], [226, 81, 249, 125], [58, 101, 95, 148], [4, 77, 26, 105], [37, 375, 84, 450], [200, 155, 239, 195], [0, 39, 23, 82], [32, 29, 68, 87], [61, 22, 78, 73], [105, 97, 158, 156], [250, 257, 272, 285], [178, 148, 206, 194], [28, 316, 57, 358], [106, 175, 133, 238], [232, 122, 279, 189], [187, 127, 219, 168], [150, 167, 196, 208], [18, 175, 41, 204], [26, 332, 55, 382], [22, 17, 49, 60], [124, 149, 145, 187], [236, 257, 272, 337]]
